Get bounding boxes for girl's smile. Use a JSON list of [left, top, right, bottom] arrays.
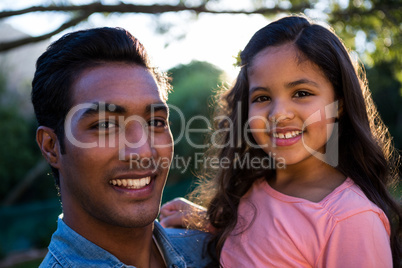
[[271, 127, 303, 147]]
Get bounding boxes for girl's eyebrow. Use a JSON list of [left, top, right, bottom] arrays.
[[249, 78, 320, 94], [285, 79, 319, 88], [249, 86, 268, 94]]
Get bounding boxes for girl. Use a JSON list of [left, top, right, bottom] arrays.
[[160, 15, 401, 267]]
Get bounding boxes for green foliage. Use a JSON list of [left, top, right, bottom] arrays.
[[0, 112, 37, 195], [0, 199, 60, 259], [366, 61, 402, 150], [0, 84, 40, 203], [328, 0, 402, 83], [0, 70, 56, 205], [8, 259, 43, 268], [166, 61, 224, 187]]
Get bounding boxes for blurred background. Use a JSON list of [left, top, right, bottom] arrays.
[[0, 0, 401, 267]]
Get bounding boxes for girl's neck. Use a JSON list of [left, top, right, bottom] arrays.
[[269, 157, 346, 202]]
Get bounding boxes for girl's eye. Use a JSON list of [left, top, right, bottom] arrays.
[[294, 91, 312, 98], [253, 96, 271, 103]]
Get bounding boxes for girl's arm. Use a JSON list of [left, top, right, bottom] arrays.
[[159, 197, 212, 231]]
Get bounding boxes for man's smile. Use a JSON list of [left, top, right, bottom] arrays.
[[109, 176, 151, 189]]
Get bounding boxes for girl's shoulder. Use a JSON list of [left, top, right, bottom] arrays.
[[319, 178, 389, 226], [251, 177, 389, 228]]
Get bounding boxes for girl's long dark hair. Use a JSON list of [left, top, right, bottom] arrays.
[[191, 15, 401, 267]]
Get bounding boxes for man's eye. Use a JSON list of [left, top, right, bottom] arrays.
[[149, 119, 167, 128], [97, 121, 117, 130], [294, 91, 312, 98]]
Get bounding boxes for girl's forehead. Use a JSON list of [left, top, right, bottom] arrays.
[[247, 43, 333, 92], [256, 43, 295, 56], [248, 43, 316, 75]]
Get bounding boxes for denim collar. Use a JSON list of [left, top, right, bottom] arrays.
[[153, 221, 187, 268], [48, 216, 187, 268]]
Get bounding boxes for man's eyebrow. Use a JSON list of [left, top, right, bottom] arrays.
[[285, 79, 319, 88], [145, 102, 169, 115], [80, 102, 126, 119]]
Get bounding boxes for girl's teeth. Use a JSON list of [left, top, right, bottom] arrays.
[[109, 177, 151, 189], [273, 131, 301, 139]]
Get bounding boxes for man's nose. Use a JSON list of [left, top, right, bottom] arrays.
[[119, 122, 154, 162]]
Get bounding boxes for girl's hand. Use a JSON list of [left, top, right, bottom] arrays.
[[159, 197, 207, 229]]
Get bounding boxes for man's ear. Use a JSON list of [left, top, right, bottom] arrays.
[[36, 126, 61, 169]]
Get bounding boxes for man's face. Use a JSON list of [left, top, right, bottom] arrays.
[[58, 63, 173, 229]]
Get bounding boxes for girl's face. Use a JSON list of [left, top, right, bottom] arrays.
[[247, 43, 339, 167]]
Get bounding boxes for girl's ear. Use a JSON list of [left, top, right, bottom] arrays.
[[36, 126, 61, 169]]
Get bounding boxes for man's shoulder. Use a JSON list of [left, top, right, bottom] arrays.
[[154, 222, 218, 268], [167, 228, 217, 268], [39, 251, 63, 268], [165, 227, 212, 250], [165, 227, 211, 240]]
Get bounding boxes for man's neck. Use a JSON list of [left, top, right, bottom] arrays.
[[63, 214, 163, 267]]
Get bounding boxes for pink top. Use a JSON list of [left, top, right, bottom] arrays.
[[220, 178, 392, 268]]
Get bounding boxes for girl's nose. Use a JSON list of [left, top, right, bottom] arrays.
[[268, 100, 295, 124]]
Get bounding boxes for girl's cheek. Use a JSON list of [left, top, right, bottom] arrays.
[[248, 119, 266, 134]]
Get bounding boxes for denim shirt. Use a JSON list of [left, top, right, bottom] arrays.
[[40, 216, 217, 268]]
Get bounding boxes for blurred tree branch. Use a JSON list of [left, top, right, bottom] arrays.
[[0, 2, 310, 18], [0, 1, 305, 52], [0, 1, 400, 75], [0, 11, 91, 51]]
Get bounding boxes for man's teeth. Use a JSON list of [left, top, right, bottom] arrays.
[[109, 177, 151, 189], [273, 131, 302, 139]]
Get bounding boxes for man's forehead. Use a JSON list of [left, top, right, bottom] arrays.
[[70, 63, 165, 112]]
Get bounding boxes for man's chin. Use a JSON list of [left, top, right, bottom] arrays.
[[115, 209, 160, 229]]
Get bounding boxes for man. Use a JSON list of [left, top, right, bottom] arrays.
[[32, 27, 215, 268]]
